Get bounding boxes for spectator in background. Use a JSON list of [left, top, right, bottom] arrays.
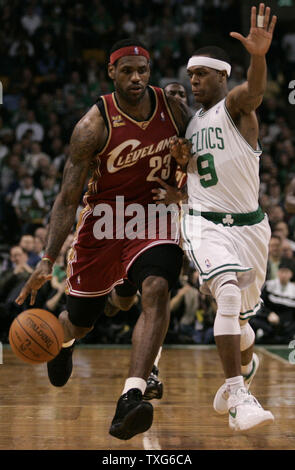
[[24, 141, 50, 173], [164, 82, 188, 105], [40, 174, 60, 211], [19, 234, 41, 268], [11, 173, 46, 234], [273, 221, 295, 253], [267, 204, 285, 228], [33, 235, 45, 260], [34, 226, 48, 247], [284, 176, 295, 214], [268, 181, 282, 206], [251, 258, 295, 344], [0, 246, 33, 340], [267, 234, 283, 280], [228, 64, 244, 90], [170, 270, 201, 343], [282, 239, 294, 260], [282, 25, 295, 79], [9, 35, 34, 58], [63, 71, 87, 99], [16, 110, 44, 142], [0, 154, 22, 193], [21, 5, 42, 37]]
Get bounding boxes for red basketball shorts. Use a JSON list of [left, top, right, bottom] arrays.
[[66, 204, 180, 297]]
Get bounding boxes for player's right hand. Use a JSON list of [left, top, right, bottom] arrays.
[[169, 136, 192, 168], [15, 260, 53, 306]]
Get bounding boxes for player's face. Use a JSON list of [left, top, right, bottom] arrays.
[[165, 84, 187, 104], [109, 56, 150, 104], [187, 65, 223, 106]]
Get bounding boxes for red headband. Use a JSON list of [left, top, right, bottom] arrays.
[[110, 46, 150, 65]]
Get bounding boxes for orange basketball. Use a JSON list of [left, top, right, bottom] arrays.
[[9, 309, 64, 364]]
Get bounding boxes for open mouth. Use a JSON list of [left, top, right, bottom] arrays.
[[129, 86, 143, 93]]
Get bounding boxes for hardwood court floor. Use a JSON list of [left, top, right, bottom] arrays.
[[0, 345, 294, 450]]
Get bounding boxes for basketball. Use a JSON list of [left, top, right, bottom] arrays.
[[9, 309, 64, 364]]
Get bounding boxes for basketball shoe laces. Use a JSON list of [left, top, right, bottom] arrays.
[[228, 387, 262, 409]]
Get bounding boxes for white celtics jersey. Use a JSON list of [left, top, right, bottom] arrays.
[[186, 98, 262, 213]]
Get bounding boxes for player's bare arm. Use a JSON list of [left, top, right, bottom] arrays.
[[166, 94, 192, 137], [45, 106, 106, 261], [16, 105, 107, 306], [164, 95, 192, 171], [226, 4, 277, 145]]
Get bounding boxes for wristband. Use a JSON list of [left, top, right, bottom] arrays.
[[42, 254, 55, 264]]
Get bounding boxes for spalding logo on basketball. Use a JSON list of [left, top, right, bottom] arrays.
[[9, 309, 64, 364]]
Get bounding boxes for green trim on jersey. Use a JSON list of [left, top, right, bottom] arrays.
[[181, 217, 204, 274], [223, 101, 262, 155], [182, 216, 253, 280], [202, 267, 252, 282], [239, 303, 260, 320], [188, 206, 264, 227]]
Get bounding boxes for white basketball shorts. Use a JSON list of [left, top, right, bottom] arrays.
[[181, 213, 271, 321]]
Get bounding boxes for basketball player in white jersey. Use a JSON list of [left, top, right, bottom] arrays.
[[169, 3, 277, 431]]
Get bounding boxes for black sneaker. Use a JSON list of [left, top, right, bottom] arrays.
[[109, 388, 153, 440], [143, 365, 163, 400], [47, 342, 75, 387]]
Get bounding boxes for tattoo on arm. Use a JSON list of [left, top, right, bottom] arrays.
[[45, 113, 101, 260]]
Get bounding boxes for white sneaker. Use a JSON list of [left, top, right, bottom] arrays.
[[228, 387, 274, 432], [213, 353, 260, 415]]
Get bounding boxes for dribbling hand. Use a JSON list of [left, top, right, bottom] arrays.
[[15, 261, 53, 306]]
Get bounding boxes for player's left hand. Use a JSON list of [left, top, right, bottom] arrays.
[[151, 177, 184, 205], [230, 3, 277, 56]]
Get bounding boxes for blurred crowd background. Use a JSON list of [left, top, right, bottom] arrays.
[[1, 0, 295, 346]]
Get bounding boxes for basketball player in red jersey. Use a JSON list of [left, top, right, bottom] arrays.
[[16, 39, 191, 440], [104, 81, 190, 402]]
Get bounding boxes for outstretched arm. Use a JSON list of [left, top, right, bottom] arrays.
[[226, 3, 277, 117], [16, 105, 107, 305]]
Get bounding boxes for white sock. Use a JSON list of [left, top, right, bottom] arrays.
[[122, 377, 146, 396], [241, 359, 253, 377], [225, 375, 244, 394], [154, 347, 162, 368], [62, 339, 75, 348]]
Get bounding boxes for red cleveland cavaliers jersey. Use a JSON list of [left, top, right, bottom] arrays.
[[84, 86, 180, 207]]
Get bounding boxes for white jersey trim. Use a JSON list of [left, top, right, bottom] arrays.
[[223, 99, 262, 156]]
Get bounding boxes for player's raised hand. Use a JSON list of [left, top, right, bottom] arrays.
[[169, 136, 192, 169], [15, 261, 53, 306], [230, 3, 277, 56]]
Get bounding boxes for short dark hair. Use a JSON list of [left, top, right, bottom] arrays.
[[279, 257, 295, 272], [164, 82, 186, 90], [110, 38, 148, 56], [193, 46, 231, 65]]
